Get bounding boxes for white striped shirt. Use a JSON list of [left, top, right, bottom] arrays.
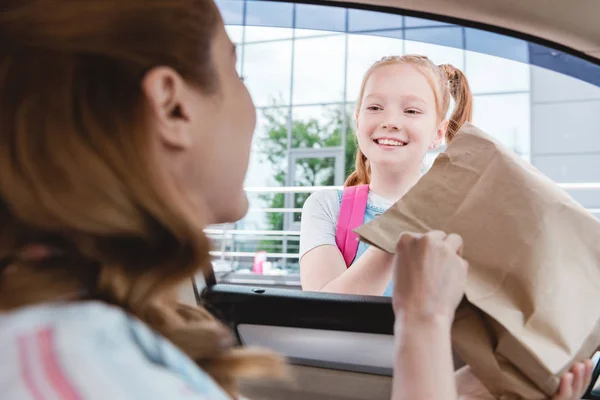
[[0, 301, 231, 400]]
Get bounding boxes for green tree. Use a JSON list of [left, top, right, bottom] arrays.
[[257, 105, 357, 254]]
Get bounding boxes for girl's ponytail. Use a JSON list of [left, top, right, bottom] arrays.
[[344, 148, 370, 187], [439, 64, 474, 143]]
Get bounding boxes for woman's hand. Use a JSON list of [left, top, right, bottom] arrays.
[[392, 230, 468, 321], [391, 230, 468, 400], [455, 361, 595, 400]]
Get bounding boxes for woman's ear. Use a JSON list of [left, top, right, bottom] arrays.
[[142, 66, 194, 150]]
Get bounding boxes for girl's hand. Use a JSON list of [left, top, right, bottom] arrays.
[[552, 360, 595, 400], [455, 361, 595, 400]]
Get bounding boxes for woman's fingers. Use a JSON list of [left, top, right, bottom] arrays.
[[443, 232, 464, 254]]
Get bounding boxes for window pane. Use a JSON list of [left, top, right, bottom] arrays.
[[246, 1, 293, 28], [465, 28, 529, 63], [466, 51, 530, 93], [225, 25, 244, 45], [345, 102, 359, 177], [533, 101, 600, 155], [215, 0, 244, 25], [405, 27, 463, 49], [295, 4, 346, 33], [529, 43, 600, 88], [244, 107, 290, 238], [292, 35, 346, 104], [234, 41, 242, 75], [423, 151, 441, 173], [346, 33, 405, 102], [405, 40, 464, 69], [532, 65, 600, 103], [293, 156, 337, 222], [246, 107, 289, 188], [245, 26, 294, 42], [348, 9, 403, 31], [243, 40, 293, 107], [404, 16, 452, 28], [294, 29, 342, 38], [291, 105, 346, 148], [472, 93, 531, 156]]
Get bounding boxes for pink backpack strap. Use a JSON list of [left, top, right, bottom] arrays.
[[335, 184, 369, 267]]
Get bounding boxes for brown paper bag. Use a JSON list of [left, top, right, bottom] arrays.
[[355, 123, 600, 399]]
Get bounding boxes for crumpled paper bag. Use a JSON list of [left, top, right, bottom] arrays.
[[355, 122, 600, 399]]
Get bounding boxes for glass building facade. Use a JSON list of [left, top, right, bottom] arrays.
[[208, 0, 600, 287]]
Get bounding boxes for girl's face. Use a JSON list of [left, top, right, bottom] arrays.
[[356, 63, 447, 173]]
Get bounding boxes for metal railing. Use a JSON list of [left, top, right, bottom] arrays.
[[208, 183, 600, 286]]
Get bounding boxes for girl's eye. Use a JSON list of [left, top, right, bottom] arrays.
[[366, 105, 382, 111], [405, 109, 421, 115]]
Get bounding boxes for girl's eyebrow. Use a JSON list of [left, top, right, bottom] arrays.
[[364, 93, 427, 103], [402, 94, 428, 105]]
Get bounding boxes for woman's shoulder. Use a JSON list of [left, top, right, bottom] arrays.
[[0, 301, 230, 400]]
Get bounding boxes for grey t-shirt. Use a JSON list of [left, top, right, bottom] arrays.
[[299, 188, 393, 260]]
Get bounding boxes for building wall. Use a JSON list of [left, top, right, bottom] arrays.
[[530, 67, 600, 212]]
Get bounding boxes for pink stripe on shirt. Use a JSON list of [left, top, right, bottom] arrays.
[[18, 334, 47, 400], [37, 327, 82, 400]]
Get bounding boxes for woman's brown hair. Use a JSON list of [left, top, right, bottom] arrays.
[[345, 55, 474, 187], [0, 0, 285, 397]]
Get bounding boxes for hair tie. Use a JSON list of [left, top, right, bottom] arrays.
[[0, 244, 63, 274]]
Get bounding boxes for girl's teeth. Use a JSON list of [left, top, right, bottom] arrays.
[[378, 139, 404, 146]]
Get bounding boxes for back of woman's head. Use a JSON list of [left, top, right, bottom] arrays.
[[0, 0, 284, 395], [345, 54, 473, 187]]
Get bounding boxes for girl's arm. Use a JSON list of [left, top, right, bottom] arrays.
[[299, 190, 394, 295]]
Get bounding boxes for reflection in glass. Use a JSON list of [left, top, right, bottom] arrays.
[[243, 41, 293, 107], [472, 93, 531, 157], [346, 33, 405, 102], [291, 105, 347, 148], [466, 51, 530, 94], [292, 35, 346, 105]]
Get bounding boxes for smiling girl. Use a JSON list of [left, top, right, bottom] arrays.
[[300, 55, 472, 297]]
